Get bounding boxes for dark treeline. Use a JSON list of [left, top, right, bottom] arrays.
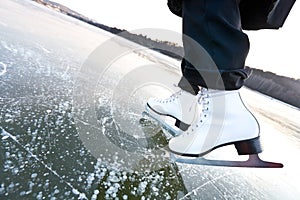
[[245, 68, 300, 108]]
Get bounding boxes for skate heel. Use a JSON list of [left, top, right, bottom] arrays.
[[234, 137, 263, 155], [175, 119, 189, 131]]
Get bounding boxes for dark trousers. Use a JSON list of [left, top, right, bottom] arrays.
[[179, 0, 251, 93]]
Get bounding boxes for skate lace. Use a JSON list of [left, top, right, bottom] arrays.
[[158, 88, 182, 103], [189, 88, 210, 132], [198, 87, 209, 107]]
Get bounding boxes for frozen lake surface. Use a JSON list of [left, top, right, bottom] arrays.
[[1, 0, 300, 199]]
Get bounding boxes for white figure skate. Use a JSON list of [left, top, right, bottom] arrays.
[[168, 89, 283, 168]]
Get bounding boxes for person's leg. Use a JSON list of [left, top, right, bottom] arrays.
[[169, 0, 261, 156], [180, 0, 250, 90]]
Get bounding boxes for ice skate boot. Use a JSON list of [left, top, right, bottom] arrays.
[[169, 88, 261, 156], [168, 88, 283, 167], [146, 89, 200, 131]]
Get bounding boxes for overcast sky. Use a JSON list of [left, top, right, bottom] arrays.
[[53, 0, 299, 79]]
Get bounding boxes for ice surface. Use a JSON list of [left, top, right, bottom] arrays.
[[1, 0, 300, 199]]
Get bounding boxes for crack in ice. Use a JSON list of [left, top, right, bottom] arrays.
[[179, 172, 239, 199], [0, 128, 88, 199]]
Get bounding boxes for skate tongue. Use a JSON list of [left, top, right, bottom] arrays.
[[170, 153, 283, 168]]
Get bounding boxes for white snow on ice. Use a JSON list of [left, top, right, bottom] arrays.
[[0, 62, 7, 76]]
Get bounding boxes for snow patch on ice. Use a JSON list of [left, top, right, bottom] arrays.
[[1, 128, 16, 140], [31, 173, 38, 179], [0, 183, 5, 195], [0, 62, 7, 76]]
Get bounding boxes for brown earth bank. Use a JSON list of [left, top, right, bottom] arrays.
[[32, 0, 300, 109]]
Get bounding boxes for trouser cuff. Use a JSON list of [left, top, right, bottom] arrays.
[[178, 77, 200, 95], [181, 68, 252, 90]]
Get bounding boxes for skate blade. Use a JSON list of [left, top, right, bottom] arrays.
[[142, 110, 182, 137], [170, 153, 283, 168]]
